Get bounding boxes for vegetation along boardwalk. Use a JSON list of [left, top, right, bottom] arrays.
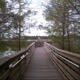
[[20, 47, 64, 80]]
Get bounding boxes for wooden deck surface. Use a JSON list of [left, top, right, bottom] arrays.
[[20, 47, 64, 80]]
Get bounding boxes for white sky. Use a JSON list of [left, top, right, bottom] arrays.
[[24, 28, 47, 36], [24, 0, 49, 36]]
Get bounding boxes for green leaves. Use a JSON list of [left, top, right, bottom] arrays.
[[0, 0, 31, 51], [0, 0, 6, 12], [44, 0, 80, 53]]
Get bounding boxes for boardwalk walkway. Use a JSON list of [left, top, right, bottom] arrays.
[[20, 47, 64, 80]]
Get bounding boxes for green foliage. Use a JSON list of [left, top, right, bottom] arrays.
[[0, 44, 8, 52], [21, 37, 27, 48], [0, 0, 31, 52], [0, 0, 6, 12], [0, 41, 18, 52], [45, 0, 80, 54]]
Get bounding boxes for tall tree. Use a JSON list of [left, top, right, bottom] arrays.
[[45, 0, 80, 53], [0, 0, 31, 51]]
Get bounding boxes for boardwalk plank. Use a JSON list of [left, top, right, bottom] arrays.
[[20, 47, 64, 80]]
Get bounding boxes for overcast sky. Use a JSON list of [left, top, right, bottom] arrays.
[[24, 0, 49, 36]]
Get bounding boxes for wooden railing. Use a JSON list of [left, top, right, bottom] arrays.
[[44, 42, 80, 80], [0, 42, 35, 80]]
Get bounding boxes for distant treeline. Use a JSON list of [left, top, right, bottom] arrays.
[[21, 36, 49, 40]]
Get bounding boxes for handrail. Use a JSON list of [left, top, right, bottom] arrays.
[[0, 42, 35, 80], [44, 42, 80, 80]]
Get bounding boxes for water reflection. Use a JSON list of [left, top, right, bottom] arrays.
[[0, 51, 16, 58]]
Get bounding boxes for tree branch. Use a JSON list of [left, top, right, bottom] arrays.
[[68, 0, 80, 14]]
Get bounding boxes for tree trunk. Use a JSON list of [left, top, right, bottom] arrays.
[[67, 26, 71, 51], [18, 23, 21, 51], [62, 25, 65, 50]]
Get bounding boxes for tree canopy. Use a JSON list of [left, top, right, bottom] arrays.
[[0, 0, 31, 51], [45, 0, 80, 53]]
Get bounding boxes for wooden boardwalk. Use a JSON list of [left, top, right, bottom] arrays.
[[20, 47, 64, 80]]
